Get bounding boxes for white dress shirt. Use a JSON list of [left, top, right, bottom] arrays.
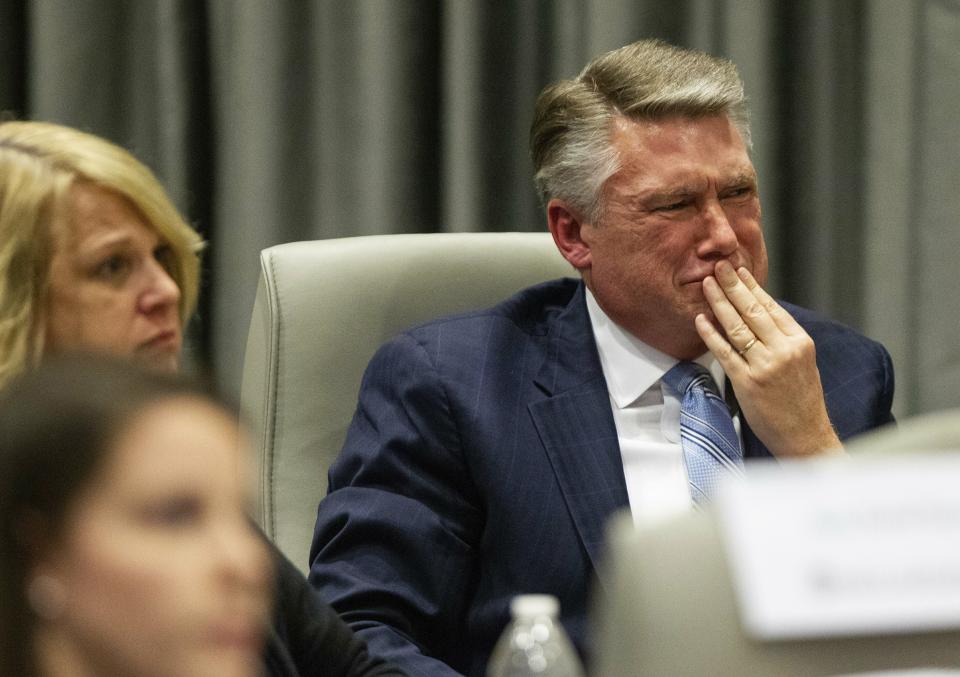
[[584, 288, 742, 526]]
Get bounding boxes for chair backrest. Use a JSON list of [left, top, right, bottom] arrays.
[[240, 232, 573, 572], [593, 508, 960, 677]]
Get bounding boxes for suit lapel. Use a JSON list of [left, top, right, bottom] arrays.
[[524, 282, 774, 580], [528, 283, 629, 579]]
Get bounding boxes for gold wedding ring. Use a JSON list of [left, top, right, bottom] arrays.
[[737, 337, 758, 356]]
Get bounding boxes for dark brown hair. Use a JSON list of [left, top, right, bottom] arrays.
[[0, 356, 225, 676]]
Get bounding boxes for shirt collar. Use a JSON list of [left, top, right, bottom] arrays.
[[584, 287, 726, 408]]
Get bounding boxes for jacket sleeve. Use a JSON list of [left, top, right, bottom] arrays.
[[308, 332, 482, 676]]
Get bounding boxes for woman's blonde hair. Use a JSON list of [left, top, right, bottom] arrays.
[[0, 121, 203, 389]]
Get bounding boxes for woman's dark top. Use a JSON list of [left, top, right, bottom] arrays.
[[263, 542, 407, 677]]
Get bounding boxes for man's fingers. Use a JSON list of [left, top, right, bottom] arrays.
[[713, 261, 781, 344], [735, 266, 804, 336], [702, 276, 760, 353], [695, 313, 747, 378]]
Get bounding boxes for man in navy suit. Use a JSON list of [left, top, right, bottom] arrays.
[[309, 39, 894, 676]]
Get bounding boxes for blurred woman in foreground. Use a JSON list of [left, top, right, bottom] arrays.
[[0, 121, 401, 676], [0, 357, 273, 677]]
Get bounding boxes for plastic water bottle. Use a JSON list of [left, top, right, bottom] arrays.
[[486, 594, 585, 677]]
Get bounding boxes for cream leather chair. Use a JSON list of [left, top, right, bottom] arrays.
[[240, 232, 572, 572]]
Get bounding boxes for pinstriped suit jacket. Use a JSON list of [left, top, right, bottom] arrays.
[[308, 278, 895, 677]]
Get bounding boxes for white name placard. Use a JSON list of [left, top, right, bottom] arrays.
[[718, 452, 960, 640]]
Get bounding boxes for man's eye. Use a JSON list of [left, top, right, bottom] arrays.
[[95, 255, 130, 279], [723, 186, 753, 200], [655, 201, 689, 212]]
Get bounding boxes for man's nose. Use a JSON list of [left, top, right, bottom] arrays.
[[697, 199, 738, 257], [138, 262, 181, 315]]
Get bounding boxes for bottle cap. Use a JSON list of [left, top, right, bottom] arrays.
[[510, 594, 560, 618]]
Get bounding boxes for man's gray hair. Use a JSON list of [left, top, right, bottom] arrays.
[[530, 39, 751, 223]]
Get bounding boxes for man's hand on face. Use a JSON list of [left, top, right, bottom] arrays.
[[694, 260, 843, 458]]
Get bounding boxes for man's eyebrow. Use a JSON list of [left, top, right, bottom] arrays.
[[721, 172, 758, 189], [622, 171, 758, 209]]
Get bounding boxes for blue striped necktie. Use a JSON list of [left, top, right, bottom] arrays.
[[662, 361, 744, 504]]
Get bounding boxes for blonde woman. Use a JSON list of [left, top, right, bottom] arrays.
[[0, 120, 202, 386]]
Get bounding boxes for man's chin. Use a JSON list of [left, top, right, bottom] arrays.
[[694, 306, 717, 326], [666, 304, 717, 359], [677, 295, 714, 323]]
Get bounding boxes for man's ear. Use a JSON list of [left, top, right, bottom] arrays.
[[547, 199, 592, 271]]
